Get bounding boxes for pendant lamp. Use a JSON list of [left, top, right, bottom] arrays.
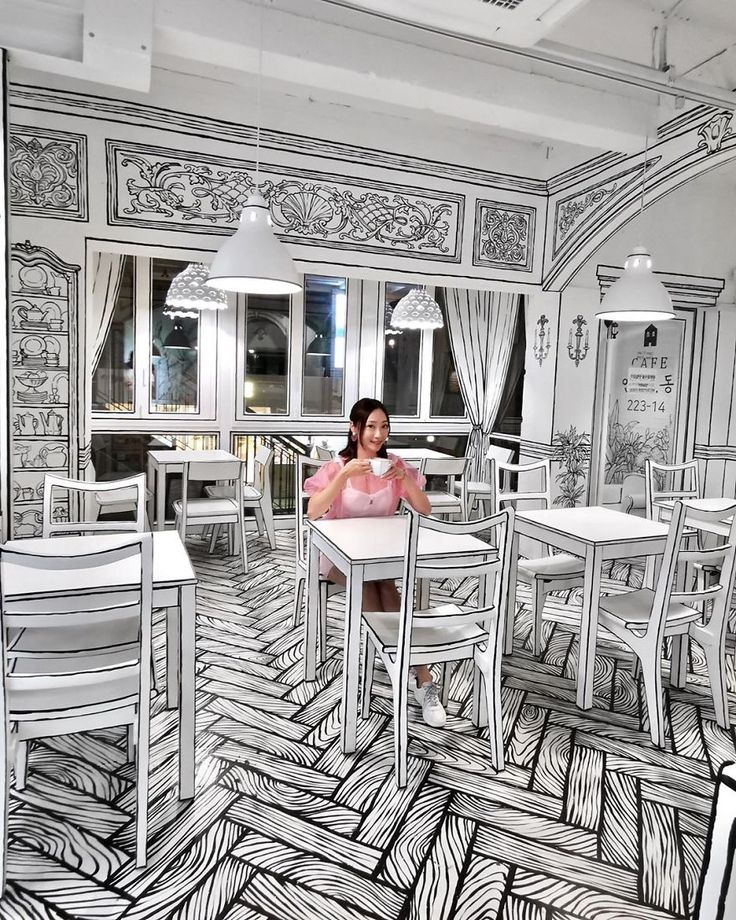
[[164, 262, 228, 318], [390, 288, 444, 330], [206, 0, 302, 297], [163, 320, 193, 350], [597, 136, 673, 322]]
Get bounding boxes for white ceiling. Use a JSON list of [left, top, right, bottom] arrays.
[[2, 0, 735, 163]]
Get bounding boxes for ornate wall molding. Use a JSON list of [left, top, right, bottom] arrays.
[[9, 125, 88, 220], [472, 199, 535, 272], [107, 140, 464, 262]]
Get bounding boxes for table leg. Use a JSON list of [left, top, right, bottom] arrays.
[[166, 607, 179, 709], [156, 466, 166, 532], [304, 530, 320, 682], [504, 531, 520, 655], [577, 545, 602, 710], [341, 563, 364, 755], [179, 584, 196, 800]]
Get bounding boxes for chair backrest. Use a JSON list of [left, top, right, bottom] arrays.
[[420, 456, 468, 492], [43, 473, 147, 536], [646, 500, 736, 648], [295, 455, 327, 568], [396, 507, 514, 680], [253, 445, 274, 495], [494, 457, 551, 510], [179, 460, 244, 533], [645, 458, 700, 520], [0, 532, 154, 715], [314, 445, 333, 461]]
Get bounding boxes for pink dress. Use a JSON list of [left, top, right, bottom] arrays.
[[304, 452, 426, 577]]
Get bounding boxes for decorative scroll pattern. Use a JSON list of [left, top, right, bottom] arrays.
[[9, 127, 88, 220], [107, 141, 463, 261], [697, 111, 733, 154], [9, 241, 79, 537], [472, 200, 534, 271], [556, 183, 617, 244]]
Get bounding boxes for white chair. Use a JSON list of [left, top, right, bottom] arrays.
[[89, 461, 153, 524], [693, 761, 736, 920], [360, 506, 513, 786], [495, 457, 585, 656], [291, 456, 343, 661], [314, 445, 334, 461], [0, 533, 154, 884], [455, 445, 514, 518], [420, 456, 468, 520], [174, 460, 248, 573], [598, 499, 736, 746], [645, 458, 700, 521], [43, 473, 147, 536], [205, 445, 276, 550]]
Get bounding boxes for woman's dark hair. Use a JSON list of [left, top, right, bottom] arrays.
[[339, 398, 390, 460]]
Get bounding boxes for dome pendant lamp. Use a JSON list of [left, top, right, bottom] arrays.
[[206, 0, 302, 297], [597, 136, 673, 323], [390, 288, 444, 330]]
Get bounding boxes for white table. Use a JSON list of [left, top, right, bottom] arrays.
[[391, 447, 453, 466], [512, 507, 669, 710], [147, 448, 240, 530], [306, 515, 494, 753], [654, 497, 735, 537], [2, 531, 197, 799]]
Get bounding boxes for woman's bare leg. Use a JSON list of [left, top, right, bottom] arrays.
[[325, 566, 383, 611]]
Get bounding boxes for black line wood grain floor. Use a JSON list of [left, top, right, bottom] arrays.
[[3, 531, 735, 920]]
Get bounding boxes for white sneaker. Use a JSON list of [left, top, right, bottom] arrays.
[[414, 681, 447, 728]]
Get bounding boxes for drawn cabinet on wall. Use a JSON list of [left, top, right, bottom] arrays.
[[9, 242, 80, 536]]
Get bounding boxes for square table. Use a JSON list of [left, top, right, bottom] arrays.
[[391, 447, 453, 466], [147, 448, 240, 531], [653, 497, 735, 538], [306, 514, 495, 753], [511, 506, 669, 710], [1, 531, 197, 799]]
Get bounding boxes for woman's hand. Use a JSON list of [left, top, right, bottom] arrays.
[[382, 463, 407, 482], [340, 458, 371, 480]]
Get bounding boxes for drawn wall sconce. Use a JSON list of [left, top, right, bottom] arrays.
[[567, 314, 590, 367], [533, 314, 551, 366], [604, 319, 619, 340]]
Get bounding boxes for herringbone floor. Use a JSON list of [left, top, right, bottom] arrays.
[[3, 530, 734, 920]]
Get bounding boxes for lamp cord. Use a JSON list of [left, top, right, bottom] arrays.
[[255, 0, 264, 191]]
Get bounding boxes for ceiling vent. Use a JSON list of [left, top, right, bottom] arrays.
[[479, 0, 526, 9]]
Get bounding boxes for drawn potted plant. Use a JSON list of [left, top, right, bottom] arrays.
[[552, 426, 590, 507], [605, 400, 671, 485]]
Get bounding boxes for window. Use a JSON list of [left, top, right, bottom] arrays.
[[92, 255, 135, 412], [381, 282, 465, 420], [243, 292, 290, 414], [91, 253, 216, 419], [302, 275, 347, 416], [382, 282, 421, 416]]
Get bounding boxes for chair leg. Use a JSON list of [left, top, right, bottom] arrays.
[[14, 740, 28, 790], [318, 580, 328, 660], [393, 674, 409, 788], [208, 524, 220, 553], [135, 711, 150, 868], [238, 514, 248, 575], [260, 499, 276, 550], [700, 638, 730, 729], [670, 634, 688, 688], [640, 653, 666, 747], [471, 664, 485, 728], [532, 579, 546, 656], [292, 574, 305, 628], [253, 507, 266, 540], [483, 666, 504, 771], [127, 724, 136, 763], [361, 635, 375, 719], [440, 662, 452, 707]]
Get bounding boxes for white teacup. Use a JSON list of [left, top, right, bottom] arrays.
[[369, 458, 391, 477]]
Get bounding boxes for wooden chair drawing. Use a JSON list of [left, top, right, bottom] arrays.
[[43, 472, 148, 536], [0, 533, 154, 886], [496, 457, 585, 656], [456, 444, 514, 518], [598, 499, 736, 746], [205, 445, 276, 550], [360, 507, 514, 786], [174, 459, 248, 573]]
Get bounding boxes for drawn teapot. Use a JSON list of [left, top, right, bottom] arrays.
[[14, 412, 37, 436], [37, 444, 67, 468], [41, 409, 63, 436], [17, 304, 48, 325]]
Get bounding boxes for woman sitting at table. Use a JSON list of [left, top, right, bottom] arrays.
[[305, 397, 446, 727]]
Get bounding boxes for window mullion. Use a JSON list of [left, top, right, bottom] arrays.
[[134, 255, 151, 418]]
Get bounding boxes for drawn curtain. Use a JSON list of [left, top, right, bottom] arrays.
[[445, 287, 520, 482], [89, 252, 124, 374]]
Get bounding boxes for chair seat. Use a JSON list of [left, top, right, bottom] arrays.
[[205, 484, 262, 502], [517, 553, 585, 581], [599, 588, 703, 633], [172, 497, 239, 518], [426, 491, 464, 508], [96, 486, 153, 505], [455, 480, 491, 496], [363, 605, 486, 658]]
